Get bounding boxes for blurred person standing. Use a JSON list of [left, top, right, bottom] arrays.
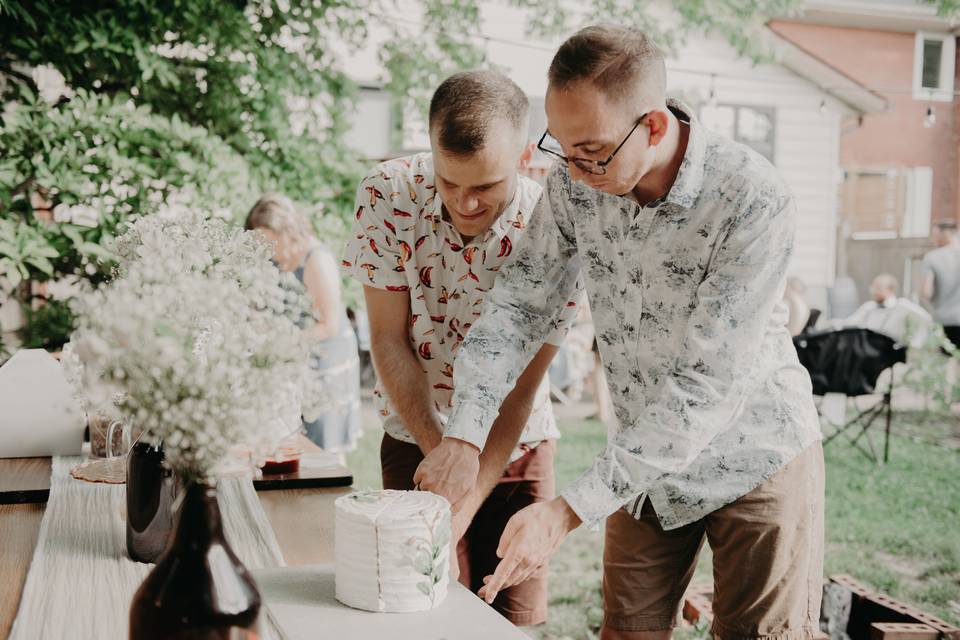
[[246, 194, 362, 455], [921, 221, 960, 350]]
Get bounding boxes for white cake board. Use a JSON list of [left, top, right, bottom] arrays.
[[254, 564, 531, 640]]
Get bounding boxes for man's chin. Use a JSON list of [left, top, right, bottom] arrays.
[[451, 216, 493, 237]]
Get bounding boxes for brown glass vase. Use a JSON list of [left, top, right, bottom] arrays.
[[126, 439, 179, 563], [129, 481, 262, 639]]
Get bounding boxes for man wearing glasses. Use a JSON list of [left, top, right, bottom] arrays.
[[341, 70, 580, 625], [415, 25, 824, 640]]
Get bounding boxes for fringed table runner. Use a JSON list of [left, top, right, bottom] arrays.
[[10, 456, 287, 640]]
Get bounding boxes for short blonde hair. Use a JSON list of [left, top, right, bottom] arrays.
[[244, 193, 312, 243]]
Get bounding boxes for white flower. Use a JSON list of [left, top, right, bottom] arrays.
[[70, 213, 322, 480], [69, 204, 101, 228], [52, 203, 71, 223], [31, 65, 71, 105]]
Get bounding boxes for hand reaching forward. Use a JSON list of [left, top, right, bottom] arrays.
[[477, 497, 581, 604]]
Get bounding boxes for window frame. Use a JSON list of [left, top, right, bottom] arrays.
[[699, 103, 777, 163], [913, 32, 956, 102]]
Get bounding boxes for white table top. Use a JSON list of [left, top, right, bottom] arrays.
[[255, 564, 531, 640]]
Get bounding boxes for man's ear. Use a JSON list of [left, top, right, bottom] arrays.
[[518, 142, 535, 171], [647, 110, 670, 147]]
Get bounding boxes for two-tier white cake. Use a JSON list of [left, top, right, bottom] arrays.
[[334, 489, 451, 612]]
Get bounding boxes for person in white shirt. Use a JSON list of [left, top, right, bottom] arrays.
[[837, 274, 930, 347], [921, 221, 960, 350], [414, 25, 823, 640], [341, 70, 580, 626]]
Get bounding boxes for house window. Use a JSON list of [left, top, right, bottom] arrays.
[[699, 104, 776, 162], [914, 32, 956, 101], [843, 166, 932, 240]]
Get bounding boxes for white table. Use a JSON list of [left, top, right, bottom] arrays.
[[255, 564, 531, 640]]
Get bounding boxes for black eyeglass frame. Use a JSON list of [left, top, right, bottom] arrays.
[[536, 112, 651, 175]]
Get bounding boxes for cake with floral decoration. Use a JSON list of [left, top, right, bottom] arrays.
[[334, 489, 451, 612]]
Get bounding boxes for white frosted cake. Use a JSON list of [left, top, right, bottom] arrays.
[[334, 489, 451, 612]]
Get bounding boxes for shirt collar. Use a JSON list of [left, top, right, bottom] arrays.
[[662, 98, 706, 209]]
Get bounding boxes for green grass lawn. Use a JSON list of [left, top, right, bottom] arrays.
[[347, 410, 960, 639]]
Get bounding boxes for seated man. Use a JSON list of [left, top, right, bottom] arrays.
[[341, 70, 580, 626], [835, 274, 930, 347]]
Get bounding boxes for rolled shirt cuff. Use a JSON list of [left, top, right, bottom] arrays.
[[560, 464, 631, 530], [443, 400, 492, 451]]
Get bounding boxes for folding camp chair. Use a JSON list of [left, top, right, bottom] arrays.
[[793, 327, 907, 463]]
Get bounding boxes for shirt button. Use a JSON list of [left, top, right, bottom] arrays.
[[446, 331, 453, 338]]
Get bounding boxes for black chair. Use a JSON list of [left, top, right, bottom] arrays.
[[793, 328, 907, 463], [801, 308, 822, 335]]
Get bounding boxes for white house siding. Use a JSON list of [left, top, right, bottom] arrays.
[[668, 37, 849, 310], [344, 6, 852, 309]]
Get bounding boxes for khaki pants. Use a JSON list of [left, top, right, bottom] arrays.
[[603, 442, 825, 640]]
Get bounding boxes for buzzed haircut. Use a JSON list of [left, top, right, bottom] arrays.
[[548, 24, 666, 103], [428, 70, 529, 156]]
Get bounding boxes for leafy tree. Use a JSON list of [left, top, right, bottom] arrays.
[[1, 1, 368, 209], [0, 87, 256, 290], [10, 0, 939, 353]]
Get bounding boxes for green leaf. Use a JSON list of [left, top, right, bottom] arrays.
[[61, 226, 84, 246], [78, 242, 115, 260], [413, 550, 433, 575], [25, 255, 54, 276], [4, 267, 22, 289]]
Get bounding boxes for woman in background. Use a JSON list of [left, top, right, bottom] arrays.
[[245, 193, 361, 456]]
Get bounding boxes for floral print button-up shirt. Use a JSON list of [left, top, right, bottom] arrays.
[[444, 102, 821, 529], [341, 153, 581, 459]]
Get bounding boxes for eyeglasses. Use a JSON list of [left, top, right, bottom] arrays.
[[537, 112, 650, 176]]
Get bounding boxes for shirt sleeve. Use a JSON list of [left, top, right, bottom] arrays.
[[842, 302, 872, 328], [545, 279, 587, 346], [340, 171, 411, 291], [561, 181, 799, 527], [445, 165, 582, 447]]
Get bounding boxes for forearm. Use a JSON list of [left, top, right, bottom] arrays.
[[304, 315, 338, 342], [371, 338, 443, 454], [460, 387, 538, 515], [455, 343, 559, 517]]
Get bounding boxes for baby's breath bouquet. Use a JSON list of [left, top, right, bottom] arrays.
[[69, 211, 322, 480]]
